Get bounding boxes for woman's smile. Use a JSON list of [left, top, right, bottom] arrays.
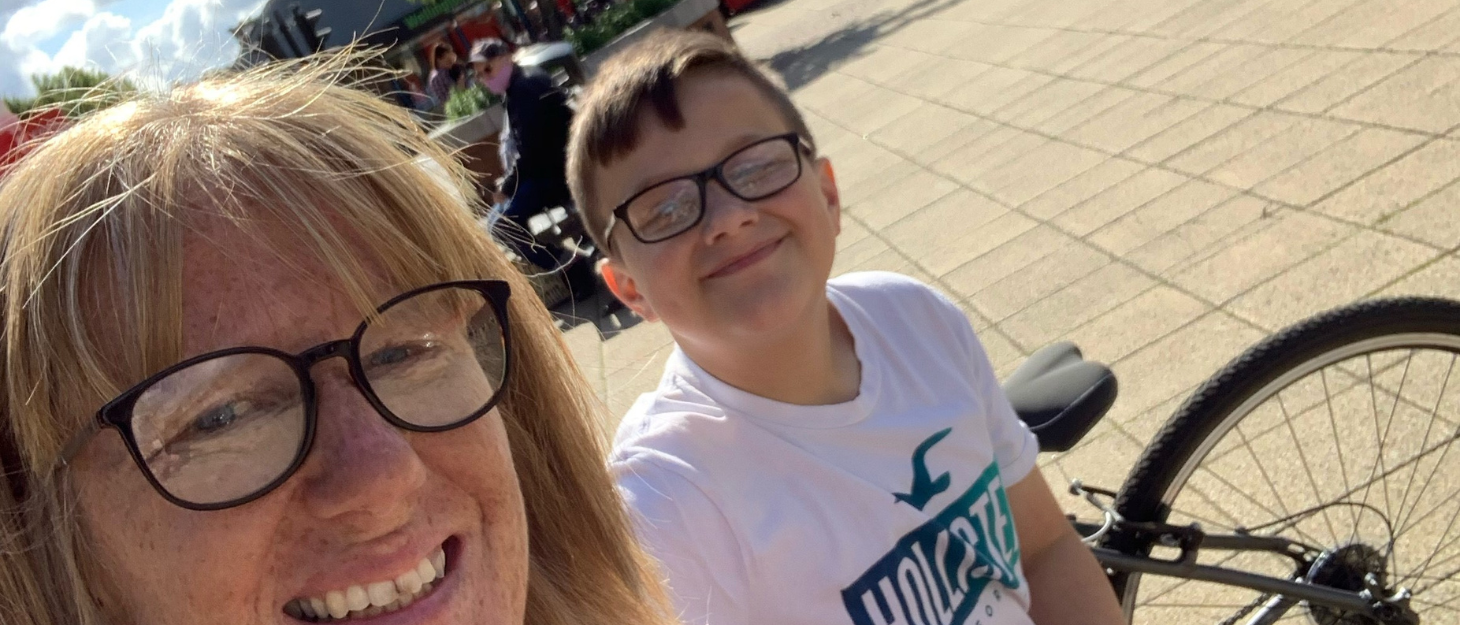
[[286, 538, 455, 622]]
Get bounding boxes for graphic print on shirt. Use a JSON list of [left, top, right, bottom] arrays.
[[842, 462, 1022, 625], [893, 428, 952, 511]]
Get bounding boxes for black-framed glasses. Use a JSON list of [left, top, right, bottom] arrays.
[[602, 132, 814, 251], [55, 280, 513, 511]]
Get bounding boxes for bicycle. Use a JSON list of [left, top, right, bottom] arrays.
[[1005, 296, 1460, 625]]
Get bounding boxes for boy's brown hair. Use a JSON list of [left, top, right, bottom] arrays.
[[567, 29, 814, 254]]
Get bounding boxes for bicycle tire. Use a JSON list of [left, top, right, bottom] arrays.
[[1102, 296, 1460, 623]]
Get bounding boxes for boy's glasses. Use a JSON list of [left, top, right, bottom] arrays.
[[603, 132, 813, 250], [55, 280, 512, 511]]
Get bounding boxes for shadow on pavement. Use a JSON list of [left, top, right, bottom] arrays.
[[550, 284, 644, 340], [759, 0, 968, 91]]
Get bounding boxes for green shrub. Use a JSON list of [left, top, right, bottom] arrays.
[[444, 84, 500, 120], [4, 66, 136, 118], [565, 0, 681, 56]]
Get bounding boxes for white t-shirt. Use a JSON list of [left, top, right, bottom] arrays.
[[611, 272, 1041, 625]]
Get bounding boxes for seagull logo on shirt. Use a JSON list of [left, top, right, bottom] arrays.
[[893, 427, 952, 511]]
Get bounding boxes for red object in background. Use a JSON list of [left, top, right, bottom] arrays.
[[720, 0, 755, 13], [456, 15, 507, 46], [0, 108, 68, 179]]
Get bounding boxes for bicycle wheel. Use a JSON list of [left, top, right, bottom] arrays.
[[1106, 297, 1460, 624]]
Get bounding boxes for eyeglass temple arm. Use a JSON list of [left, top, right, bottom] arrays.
[[53, 418, 103, 470], [600, 214, 617, 254]]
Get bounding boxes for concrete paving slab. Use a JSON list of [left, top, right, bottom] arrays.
[[1086, 178, 1237, 255], [1050, 166, 1192, 236], [1062, 92, 1209, 155], [866, 101, 980, 158], [999, 262, 1158, 348], [1123, 103, 1255, 164], [941, 225, 1076, 296], [1227, 230, 1440, 330], [1126, 195, 1278, 276], [845, 167, 960, 230], [1165, 110, 1304, 175], [1228, 49, 1363, 108], [1204, 117, 1361, 191], [1274, 52, 1420, 114], [1313, 137, 1460, 224], [880, 188, 1031, 275], [1330, 56, 1460, 132], [1252, 127, 1428, 206], [965, 241, 1112, 322], [1378, 181, 1460, 249], [1109, 311, 1267, 418], [1019, 157, 1147, 220], [1062, 285, 1213, 365], [1380, 254, 1460, 300]]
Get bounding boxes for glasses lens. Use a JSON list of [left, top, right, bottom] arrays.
[[625, 179, 701, 242], [130, 353, 306, 506], [723, 138, 801, 200], [360, 287, 506, 428]]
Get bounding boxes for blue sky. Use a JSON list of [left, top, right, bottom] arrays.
[[1, 0, 267, 100]]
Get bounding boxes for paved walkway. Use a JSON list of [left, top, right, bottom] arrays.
[[564, 0, 1460, 513]]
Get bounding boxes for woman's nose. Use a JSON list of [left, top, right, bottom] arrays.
[[296, 370, 428, 532]]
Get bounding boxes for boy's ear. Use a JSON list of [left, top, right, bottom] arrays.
[[815, 157, 842, 237], [600, 258, 659, 322]]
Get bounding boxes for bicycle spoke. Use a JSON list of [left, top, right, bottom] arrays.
[[1120, 308, 1460, 625], [1409, 597, 1460, 614], [1380, 351, 1416, 524], [1378, 430, 1460, 544], [1276, 392, 1341, 543], [1233, 418, 1295, 520], [1317, 368, 1359, 534], [1392, 353, 1458, 540], [1395, 492, 1460, 594], [1403, 510, 1460, 590], [1354, 353, 1385, 544]]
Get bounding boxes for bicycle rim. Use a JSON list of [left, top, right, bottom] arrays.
[[1114, 301, 1460, 624]]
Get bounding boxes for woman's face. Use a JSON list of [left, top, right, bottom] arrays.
[[437, 50, 456, 68], [69, 227, 529, 625]]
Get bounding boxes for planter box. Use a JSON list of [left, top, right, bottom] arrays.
[[429, 104, 508, 192], [582, 0, 731, 74]]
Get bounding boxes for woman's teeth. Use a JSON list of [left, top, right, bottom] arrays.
[[285, 545, 447, 622]]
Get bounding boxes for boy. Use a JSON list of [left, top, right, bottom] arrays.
[[566, 31, 1125, 625]]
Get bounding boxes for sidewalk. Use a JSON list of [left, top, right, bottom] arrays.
[[565, 0, 1460, 509]]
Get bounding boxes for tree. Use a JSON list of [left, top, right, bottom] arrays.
[[3, 66, 137, 119]]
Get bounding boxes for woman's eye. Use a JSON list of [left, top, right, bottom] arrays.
[[370, 345, 411, 367], [192, 402, 243, 434]]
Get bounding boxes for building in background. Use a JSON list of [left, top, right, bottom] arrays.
[[233, 0, 539, 112]]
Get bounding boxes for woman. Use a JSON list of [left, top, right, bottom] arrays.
[[0, 55, 668, 625], [427, 42, 466, 109]]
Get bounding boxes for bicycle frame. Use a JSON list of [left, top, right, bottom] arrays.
[[1073, 519, 1419, 625]]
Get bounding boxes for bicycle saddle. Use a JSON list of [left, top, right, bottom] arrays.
[[1001, 342, 1117, 452]]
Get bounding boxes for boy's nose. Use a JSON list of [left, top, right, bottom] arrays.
[[701, 183, 758, 245]]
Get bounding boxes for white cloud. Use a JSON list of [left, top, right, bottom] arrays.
[[1, 0, 265, 99], [1, 0, 98, 48], [53, 11, 132, 71]]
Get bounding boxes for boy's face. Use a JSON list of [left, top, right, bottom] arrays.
[[596, 72, 842, 348]]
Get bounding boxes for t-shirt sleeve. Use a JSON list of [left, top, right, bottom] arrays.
[[927, 288, 1040, 483], [615, 456, 753, 625]]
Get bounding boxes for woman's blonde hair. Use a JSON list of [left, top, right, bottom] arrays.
[[0, 52, 667, 625]]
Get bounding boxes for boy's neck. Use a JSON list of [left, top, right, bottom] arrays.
[[677, 297, 861, 406]]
